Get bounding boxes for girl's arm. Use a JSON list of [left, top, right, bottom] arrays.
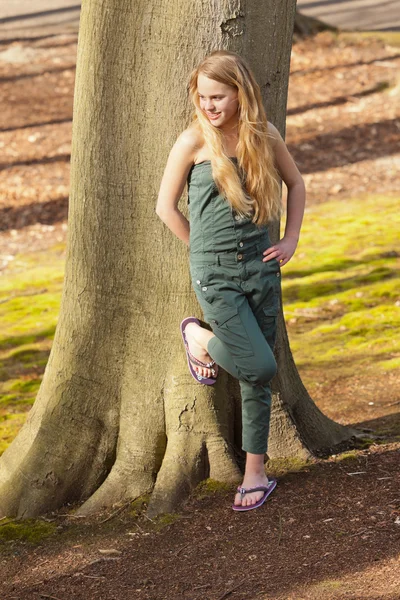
[[156, 129, 198, 247], [263, 122, 306, 266]]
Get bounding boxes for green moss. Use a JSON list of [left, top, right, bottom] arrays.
[[0, 394, 20, 406], [0, 246, 64, 453], [265, 456, 313, 477], [0, 395, 35, 409], [130, 494, 151, 517], [0, 519, 55, 545], [0, 294, 60, 337], [6, 347, 48, 363], [152, 513, 181, 530], [313, 579, 343, 590], [0, 328, 56, 352], [7, 378, 41, 393], [333, 451, 358, 462], [193, 478, 233, 500], [377, 357, 400, 371], [0, 405, 31, 455]]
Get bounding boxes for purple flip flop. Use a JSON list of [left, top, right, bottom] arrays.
[[180, 316, 218, 385], [232, 478, 277, 511]]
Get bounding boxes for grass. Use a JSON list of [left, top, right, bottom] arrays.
[[281, 194, 400, 377], [0, 249, 65, 455], [0, 518, 56, 544], [0, 193, 399, 455], [339, 30, 400, 48]]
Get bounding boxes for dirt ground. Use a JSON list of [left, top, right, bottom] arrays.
[[0, 30, 400, 600]]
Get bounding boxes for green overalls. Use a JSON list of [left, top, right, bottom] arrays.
[[187, 158, 281, 455]]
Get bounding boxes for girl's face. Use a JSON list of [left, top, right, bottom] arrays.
[[197, 74, 239, 132]]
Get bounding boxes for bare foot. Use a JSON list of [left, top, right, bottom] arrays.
[[184, 321, 216, 379], [233, 473, 270, 507]]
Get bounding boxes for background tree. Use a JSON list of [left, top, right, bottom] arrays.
[[0, 0, 357, 519]]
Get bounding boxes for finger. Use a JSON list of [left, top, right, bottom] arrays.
[[262, 245, 279, 254], [262, 250, 280, 262]]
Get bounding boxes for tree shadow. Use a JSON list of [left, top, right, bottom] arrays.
[[31, 39, 78, 49], [299, 0, 364, 9], [296, 350, 399, 373], [350, 412, 400, 438], [287, 118, 400, 173], [0, 197, 68, 232], [379, 26, 400, 31], [283, 266, 396, 303], [290, 52, 400, 76], [284, 252, 399, 280], [0, 6, 81, 26], [0, 327, 56, 353], [0, 118, 72, 133], [0, 65, 75, 84], [1, 153, 70, 170], [298, 0, 398, 19], [0, 33, 69, 46], [287, 81, 392, 116]]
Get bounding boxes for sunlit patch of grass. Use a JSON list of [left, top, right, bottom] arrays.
[[339, 30, 400, 48], [0, 412, 29, 455], [376, 357, 400, 371], [282, 194, 400, 377], [0, 246, 65, 455]]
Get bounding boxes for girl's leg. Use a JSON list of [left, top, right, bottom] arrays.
[[189, 266, 278, 507], [233, 452, 270, 508], [233, 380, 272, 507], [204, 298, 276, 507], [184, 321, 241, 380]]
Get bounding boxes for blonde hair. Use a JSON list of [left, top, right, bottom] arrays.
[[188, 50, 282, 226]]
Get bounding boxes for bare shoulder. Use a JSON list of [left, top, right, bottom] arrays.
[[267, 121, 283, 148], [175, 123, 204, 158]]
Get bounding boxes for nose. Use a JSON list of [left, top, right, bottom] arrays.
[[204, 100, 215, 112]]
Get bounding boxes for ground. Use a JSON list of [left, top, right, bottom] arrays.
[[0, 30, 400, 600]]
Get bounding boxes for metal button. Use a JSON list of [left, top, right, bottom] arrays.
[[239, 242, 244, 247], [237, 254, 243, 260], [196, 280, 201, 284], [234, 215, 241, 221], [202, 286, 208, 291], [276, 272, 280, 277]]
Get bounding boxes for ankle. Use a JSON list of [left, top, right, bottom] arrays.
[[244, 468, 267, 479]]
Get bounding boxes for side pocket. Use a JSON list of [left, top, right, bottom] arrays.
[[208, 306, 254, 358], [263, 288, 280, 314], [261, 309, 278, 351], [261, 284, 280, 350]]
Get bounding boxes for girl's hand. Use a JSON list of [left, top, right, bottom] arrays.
[[262, 236, 298, 267]]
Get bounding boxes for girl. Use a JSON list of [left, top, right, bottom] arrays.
[[156, 50, 305, 511]]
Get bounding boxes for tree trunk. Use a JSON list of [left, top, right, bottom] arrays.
[[0, 0, 357, 519]]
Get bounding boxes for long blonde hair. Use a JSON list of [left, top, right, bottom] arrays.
[[188, 50, 282, 226]]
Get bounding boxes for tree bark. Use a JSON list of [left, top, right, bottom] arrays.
[[0, 0, 357, 519]]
